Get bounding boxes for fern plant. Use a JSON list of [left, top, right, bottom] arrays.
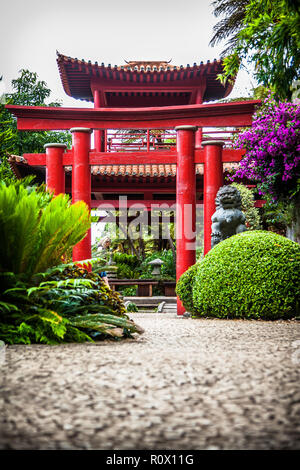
[[0, 181, 144, 344], [0, 266, 144, 344]]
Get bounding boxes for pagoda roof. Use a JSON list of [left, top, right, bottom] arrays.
[[8, 155, 238, 180], [56, 52, 234, 103]]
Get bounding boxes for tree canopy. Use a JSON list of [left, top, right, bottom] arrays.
[[0, 69, 71, 164], [213, 0, 300, 100]]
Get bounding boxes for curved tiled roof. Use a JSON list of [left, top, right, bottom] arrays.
[[89, 163, 238, 177], [56, 52, 234, 103], [8, 155, 238, 178]]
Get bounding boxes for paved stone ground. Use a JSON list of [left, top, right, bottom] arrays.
[[1, 313, 300, 450]]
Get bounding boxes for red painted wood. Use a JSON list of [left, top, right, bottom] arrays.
[[195, 148, 245, 163], [203, 142, 224, 255], [89, 151, 178, 165], [24, 148, 245, 167], [45, 145, 66, 195], [93, 89, 102, 152], [91, 199, 179, 209], [57, 53, 234, 104], [91, 199, 266, 209], [91, 187, 177, 193], [175, 126, 197, 316], [6, 101, 260, 131], [13, 115, 256, 130], [24, 154, 46, 165], [71, 128, 92, 268]]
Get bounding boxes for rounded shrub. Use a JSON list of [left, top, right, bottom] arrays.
[[192, 231, 300, 320], [176, 263, 199, 314]]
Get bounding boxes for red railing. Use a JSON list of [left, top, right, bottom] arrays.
[[104, 127, 240, 152]]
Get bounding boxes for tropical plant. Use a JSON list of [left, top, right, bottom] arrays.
[[113, 253, 139, 268], [0, 179, 144, 344], [210, 0, 249, 57], [0, 181, 91, 279], [0, 264, 143, 344], [215, 0, 300, 100], [191, 231, 300, 319], [112, 253, 140, 279]]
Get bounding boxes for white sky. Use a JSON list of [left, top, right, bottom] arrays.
[[0, 0, 256, 106]]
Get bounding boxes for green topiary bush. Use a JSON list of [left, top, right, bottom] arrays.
[[192, 231, 300, 320], [175, 263, 199, 314]]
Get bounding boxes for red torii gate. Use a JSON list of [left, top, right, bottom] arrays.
[[6, 100, 260, 315]]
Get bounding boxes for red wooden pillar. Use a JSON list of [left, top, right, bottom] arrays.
[[70, 127, 92, 267], [195, 89, 203, 148], [94, 90, 105, 152], [44, 143, 66, 195], [175, 125, 197, 316], [202, 140, 224, 256]]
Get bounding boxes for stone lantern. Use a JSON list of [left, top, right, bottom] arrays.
[[148, 258, 164, 277]]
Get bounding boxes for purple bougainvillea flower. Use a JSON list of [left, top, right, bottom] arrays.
[[231, 95, 300, 201]]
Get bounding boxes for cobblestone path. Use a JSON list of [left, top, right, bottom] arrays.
[[1, 313, 300, 450]]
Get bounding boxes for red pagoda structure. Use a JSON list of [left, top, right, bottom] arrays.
[[6, 52, 261, 315]]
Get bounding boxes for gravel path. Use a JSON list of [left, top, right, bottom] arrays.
[[1, 313, 300, 450]]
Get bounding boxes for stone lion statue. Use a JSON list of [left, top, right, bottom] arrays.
[[211, 185, 247, 248]]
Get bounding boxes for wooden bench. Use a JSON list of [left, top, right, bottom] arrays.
[[109, 279, 159, 297], [109, 279, 176, 297]]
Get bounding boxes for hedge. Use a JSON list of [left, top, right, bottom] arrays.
[[192, 231, 300, 320]]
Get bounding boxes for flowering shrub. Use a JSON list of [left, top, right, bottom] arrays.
[[232, 95, 300, 201]]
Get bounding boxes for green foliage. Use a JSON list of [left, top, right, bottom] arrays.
[[116, 263, 139, 279], [139, 250, 176, 280], [0, 76, 16, 184], [261, 196, 294, 228], [119, 286, 138, 296], [113, 252, 140, 278], [0, 172, 143, 346], [210, 0, 249, 57], [126, 302, 139, 313], [113, 252, 139, 268], [0, 264, 143, 345], [0, 99, 15, 184], [46, 265, 128, 318], [0, 181, 91, 279], [214, 0, 300, 99], [175, 263, 199, 314], [1, 69, 71, 156], [192, 231, 300, 320], [230, 183, 261, 229]]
